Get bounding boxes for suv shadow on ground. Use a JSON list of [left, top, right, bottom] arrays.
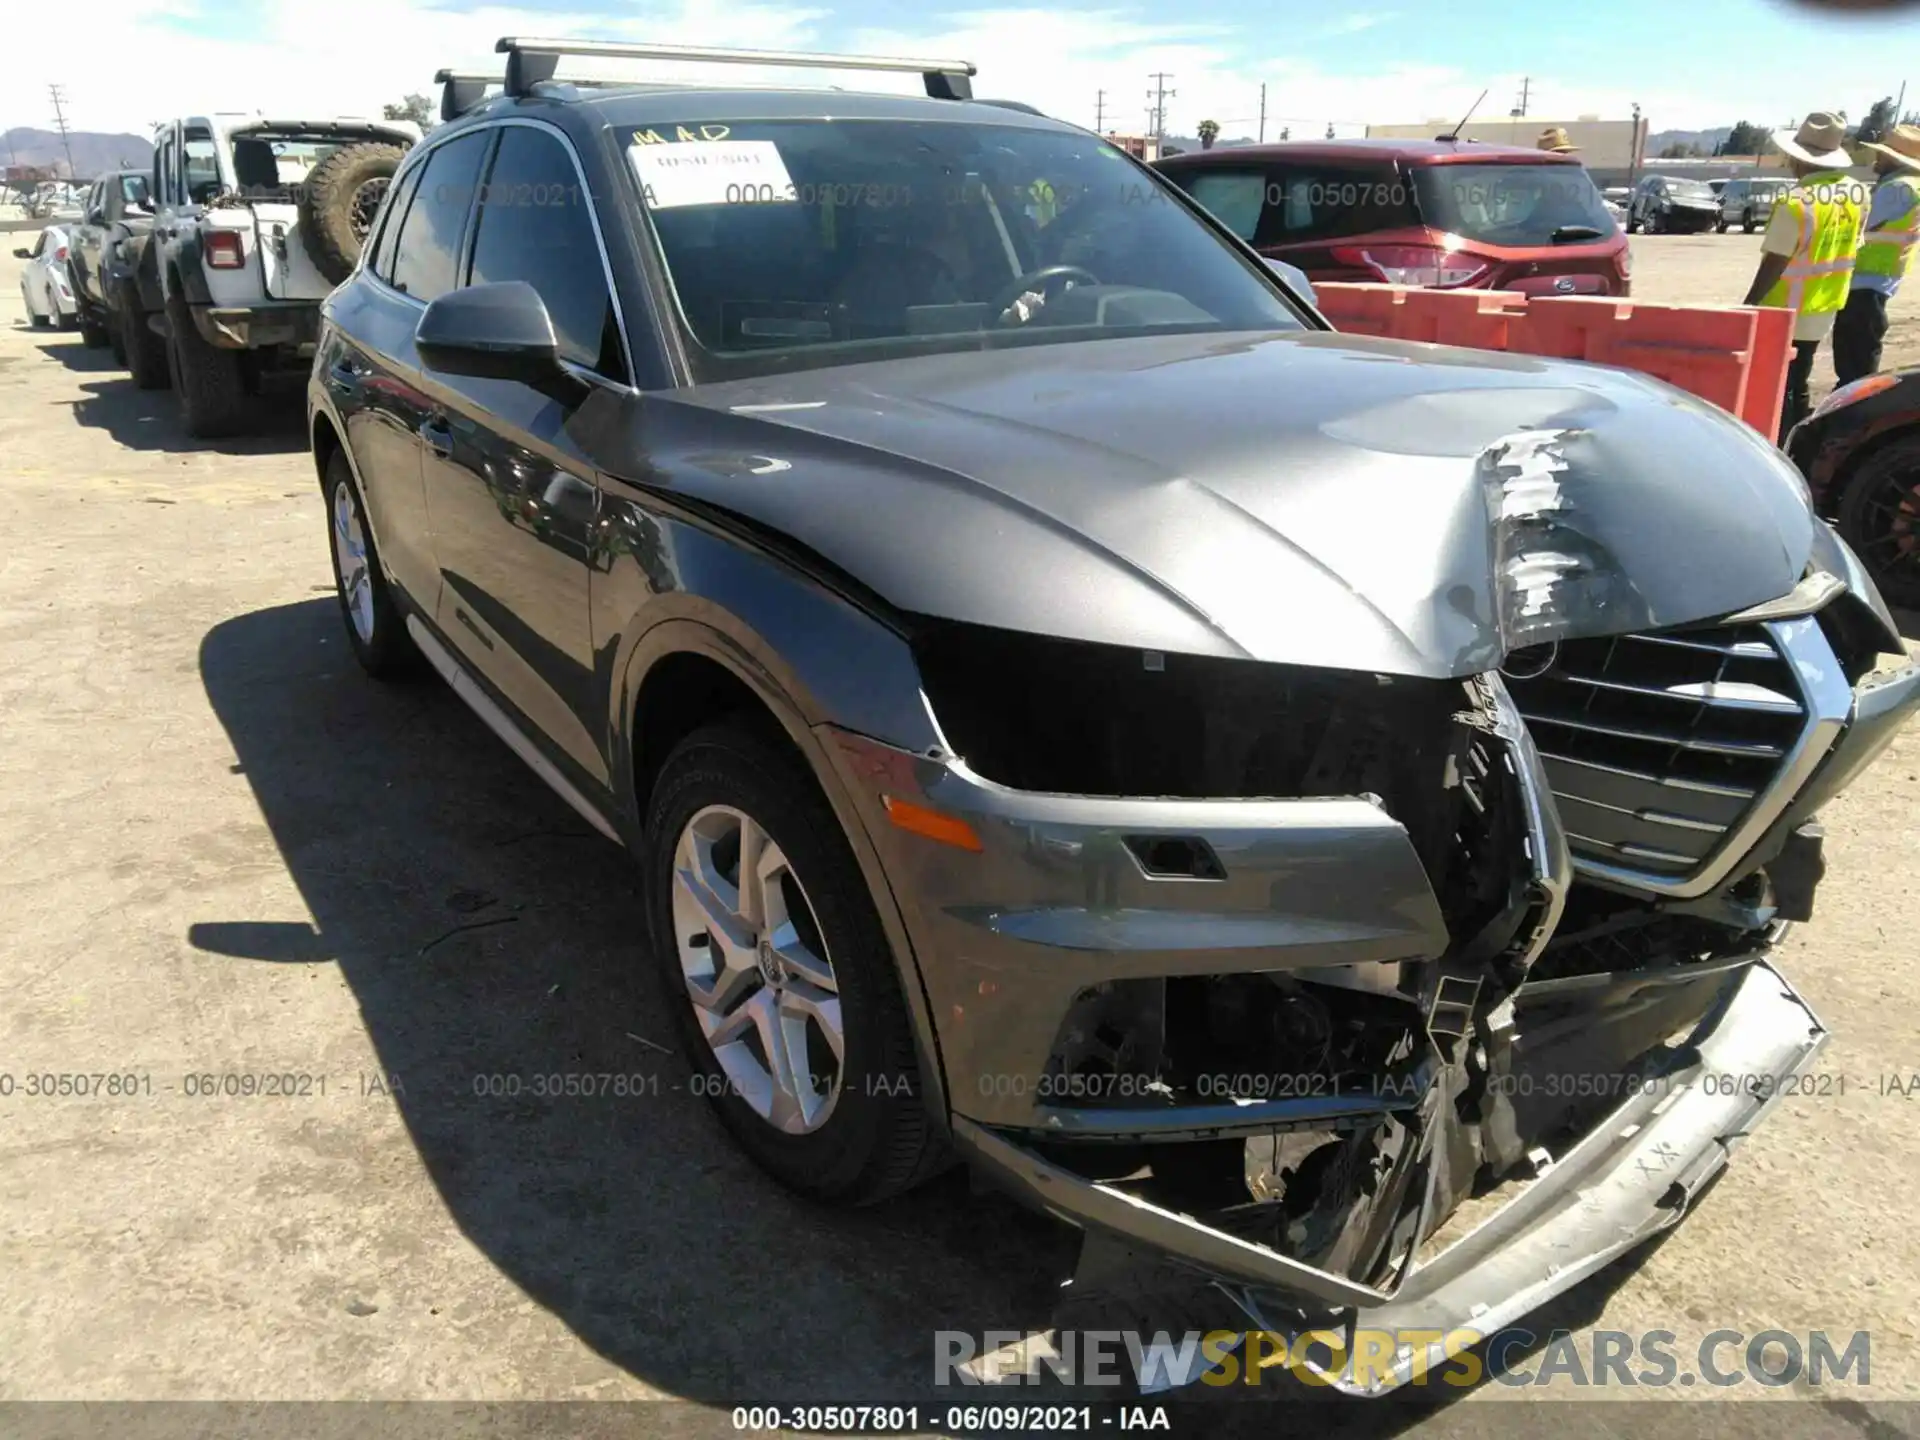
[[194, 597, 1676, 1426], [195, 596, 1085, 1408], [61, 366, 308, 455]]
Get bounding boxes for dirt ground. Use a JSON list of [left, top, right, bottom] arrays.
[[1, 235, 1917, 1437]]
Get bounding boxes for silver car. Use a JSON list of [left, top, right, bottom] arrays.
[[1719, 176, 1792, 233]]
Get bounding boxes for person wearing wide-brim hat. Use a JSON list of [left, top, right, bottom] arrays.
[[1742, 112, 1870, 442], [1536, 126, 1579, 155], [1834, 124, 1920, 386]]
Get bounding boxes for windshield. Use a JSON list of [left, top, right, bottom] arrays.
[[1411, 164, 1616, 243], [627, 119, 1304, 380], [1668, 179, 1715, 199]]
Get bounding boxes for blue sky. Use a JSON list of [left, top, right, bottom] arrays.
[[17, 0, 1919, 139]]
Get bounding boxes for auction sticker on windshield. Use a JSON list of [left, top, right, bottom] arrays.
[[630, 139, 796, 209]]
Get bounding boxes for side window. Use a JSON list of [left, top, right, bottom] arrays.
[[1250, 167, 1416, 245], [390, 131, 490, 304], [183, 129, 221, 205], [154, 134, 173, 206], [467, 126, 626, 382], [1182, 172, 1266, 241], [370, 162, 424, 284]]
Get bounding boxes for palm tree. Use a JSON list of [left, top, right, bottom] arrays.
[[1197, 119, 1220, 150]]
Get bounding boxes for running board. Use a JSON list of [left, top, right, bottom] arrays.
[[405, 615, 621, 845]]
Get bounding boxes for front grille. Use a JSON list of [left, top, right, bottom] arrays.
[[1505, 624, 1810, 881]]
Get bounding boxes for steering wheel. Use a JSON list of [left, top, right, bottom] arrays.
[[990, 264, 1100, 321]]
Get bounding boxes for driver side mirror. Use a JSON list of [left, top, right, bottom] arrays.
[[87, 208, 106, 226], [11, 248, 29, 260], [417, 281, 564, 384]]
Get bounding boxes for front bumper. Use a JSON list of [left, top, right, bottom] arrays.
[[821, 591, 1915, 1396], [956, 957, 1824, 1394]]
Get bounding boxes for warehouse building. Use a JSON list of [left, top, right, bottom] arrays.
[[1365, 116, 1649, 186]]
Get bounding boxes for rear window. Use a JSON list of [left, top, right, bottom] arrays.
[[1171, 163, 1418, 245], [1411, 164, 1617, 245]]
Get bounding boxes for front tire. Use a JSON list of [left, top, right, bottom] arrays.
[[324, 449, 418, 678], [1837, 436, 1920, 611], [643, 720, 945, 1206]]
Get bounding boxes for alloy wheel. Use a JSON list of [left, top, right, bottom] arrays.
[[332, 479, 375, 643], [671, 804, 844, 1134]]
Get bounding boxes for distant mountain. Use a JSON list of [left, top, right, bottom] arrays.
[[1646, 126, 1734, 157], [2, 127, 154, 179]]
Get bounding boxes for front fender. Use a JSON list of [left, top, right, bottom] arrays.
[[597, 496, 952, 1127]]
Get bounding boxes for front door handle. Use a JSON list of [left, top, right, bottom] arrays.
[[326, 358, 363, 392], [420, 416, 454, 459]]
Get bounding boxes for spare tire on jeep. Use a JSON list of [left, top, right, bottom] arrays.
[[300, 142, 408, 285]]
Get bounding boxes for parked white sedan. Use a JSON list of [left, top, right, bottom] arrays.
[[15, 225, 78, 329]]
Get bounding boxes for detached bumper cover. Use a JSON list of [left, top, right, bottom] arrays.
[[954, 959, 1826, 1394]]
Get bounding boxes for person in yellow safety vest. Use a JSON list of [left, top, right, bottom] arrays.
[[1833, 124, 1920, 387], [1027, 177, 1058, 227], [1740, 112, 1867, 444]]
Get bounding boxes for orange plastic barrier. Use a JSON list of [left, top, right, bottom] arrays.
[[1311, 283, 1796, 439]]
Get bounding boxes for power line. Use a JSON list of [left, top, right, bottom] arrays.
[[48, 84, 76, 179], [1147, 72, 1175, 150]]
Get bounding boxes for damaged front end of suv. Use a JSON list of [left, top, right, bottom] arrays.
[[796, 410, 1920, 1397]]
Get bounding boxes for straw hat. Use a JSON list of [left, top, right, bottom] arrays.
[[1771, 112, 1853, 168], [1860, 123, 1920, 174], [1536, 125, 1578, 154]]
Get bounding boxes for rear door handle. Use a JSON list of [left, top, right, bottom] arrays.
[[420, 417, 454, 459]]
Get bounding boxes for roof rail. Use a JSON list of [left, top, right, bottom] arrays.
[[494, 36, 976, 101], [434, 69, 498, 123]]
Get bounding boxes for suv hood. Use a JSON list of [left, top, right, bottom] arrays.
[[640, 329, 1816, 677]]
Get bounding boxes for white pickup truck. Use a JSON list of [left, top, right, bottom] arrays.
[[149, 113, 420, 437]]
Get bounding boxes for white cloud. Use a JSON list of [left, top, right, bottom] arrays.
[[5, 0, 1814, 141]]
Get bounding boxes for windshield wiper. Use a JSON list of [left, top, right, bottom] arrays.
[[1550, 224, 1607, 242]]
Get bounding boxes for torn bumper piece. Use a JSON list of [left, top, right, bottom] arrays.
[[953, 959, 1826, 1396]]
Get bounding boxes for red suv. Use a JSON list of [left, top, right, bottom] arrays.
[[1155, 138, 1630, 296]]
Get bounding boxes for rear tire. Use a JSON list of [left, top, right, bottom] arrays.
[[324, 449, 419, 679], [1836, 436, 1920, 612], [119, 282, 169, 391], [642, 719, 947, 1206], [164, 289, 247, 438], [77, 300, 111, 348]]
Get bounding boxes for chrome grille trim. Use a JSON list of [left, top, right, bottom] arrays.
[[1509, 614, 1854, 898]]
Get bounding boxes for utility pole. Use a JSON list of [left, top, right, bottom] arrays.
[[48, 84, 76, 179], [1094, 89, 1106, 135], [1147, 72, 1175, 152], [1258, 83, 1267, 143], [1510, 77, 1530, 118]]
